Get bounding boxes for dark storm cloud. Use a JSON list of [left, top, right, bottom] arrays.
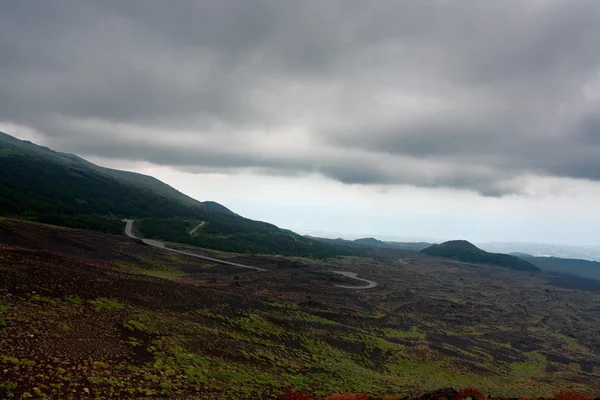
[[1, 0, 600, 195]]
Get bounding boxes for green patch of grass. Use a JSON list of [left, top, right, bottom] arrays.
[[92, 361, 110, 369], [113, 260, 185, 279], [442, 344, 495, 366], [158, 380, 173, 390], [194, 308, 218, 319], [65, 295, 82, 304], [150, 344, 273, 396], [125, 337, 142, 347], [464, 326, 483, 336], [30, 293, 53, 303], [284, 310, 340, 326], [527, 325, 592, 355], [90, 298, 124, 310], [0, 304, 6, 328], [264, 300, 299, 309], [510, 351, 546, 377], [383, 326, 426, 340], [442, 344, 480, 360], [1, 356, 21, 366], [233, 313, 286, 337], [124, 318, 150, 333], [481, 338, 513, 350], [0, 381, 17, 391], [87, 376, 103, 384]]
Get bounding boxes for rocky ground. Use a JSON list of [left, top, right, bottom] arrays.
[[1, 218, 599, 399]]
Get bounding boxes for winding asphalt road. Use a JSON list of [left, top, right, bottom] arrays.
[[122, 219, 267, 271], [330, 271, 379, 289], [123, 219, 379, 288]]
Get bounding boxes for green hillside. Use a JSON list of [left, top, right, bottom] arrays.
[[70, 153, 214, 209], [354, 237, 382, 245], [513, 253, 600, 281], [0, 131, 366, 258], [0, 131, 205, 220], [310, 236, 432, 252], [421, 240, 540, 272]]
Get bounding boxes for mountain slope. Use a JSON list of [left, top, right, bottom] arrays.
[[0, 131, 208, 219], [309, 236, 432, 252], [67, 153, 213, 209], [0, 131, 226, 211], [421, 240, 540, 272], [0, 131, 366, 257], [512, 253, 600, 281]]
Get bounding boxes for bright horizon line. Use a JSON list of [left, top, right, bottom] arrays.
[[295, 228, 600, 249]]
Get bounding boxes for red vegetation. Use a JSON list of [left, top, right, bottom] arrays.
[[458, 387, 486, 400], [555, 391, 594, 400], [277, 388, 314, 400], [324, 394, 370, 400]]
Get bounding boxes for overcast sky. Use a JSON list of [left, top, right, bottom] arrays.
[[2, 1, 600, 245]]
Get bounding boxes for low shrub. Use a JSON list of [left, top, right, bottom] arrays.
[[458, 387, 486, 400], [324, 394, 370, 400], [555, 390, 594, 400], [277, 387, 313, 400], [90, 298, 123, 310]]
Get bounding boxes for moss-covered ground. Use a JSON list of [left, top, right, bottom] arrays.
[[1, 219, 599, 399]]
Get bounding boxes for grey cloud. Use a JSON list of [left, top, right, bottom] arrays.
[[56, 128, 520, 197], [1, 0, 600, 195]]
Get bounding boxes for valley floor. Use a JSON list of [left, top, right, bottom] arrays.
[[1, 219, 599, 399]]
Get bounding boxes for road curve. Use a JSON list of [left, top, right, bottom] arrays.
[[330, 271, 378, 289], [123, 220, 379, 288], [122, 219, 267, 271]]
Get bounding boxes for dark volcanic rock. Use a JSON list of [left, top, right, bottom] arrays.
[[418, 388, 459, 400]]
